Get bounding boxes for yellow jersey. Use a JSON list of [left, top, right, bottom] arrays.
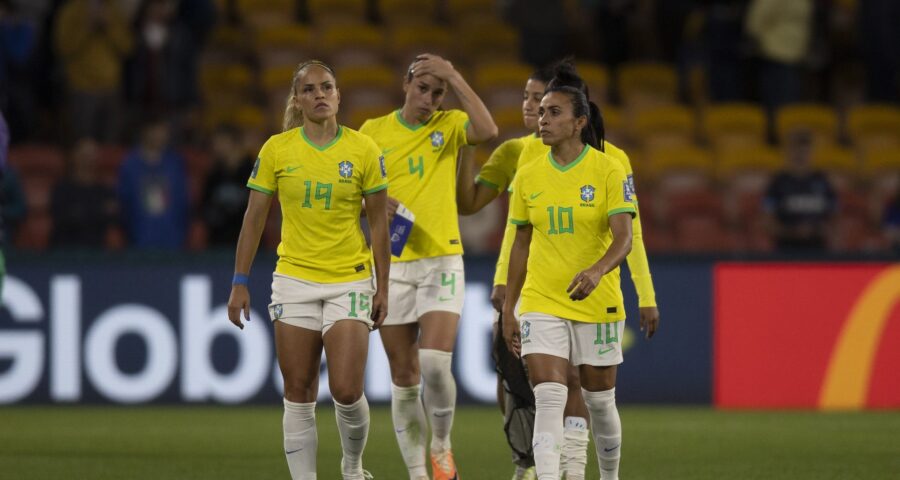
[[509, 145, 635, 323], [247, 126, 387, 283], [475, 134, 532, 192], [360, 109, 470, 262], [494, 136, 657, 307]]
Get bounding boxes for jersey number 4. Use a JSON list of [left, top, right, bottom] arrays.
[[408, 156, 424, 179]]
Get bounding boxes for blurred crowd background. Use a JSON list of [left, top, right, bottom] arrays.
[[0, 0, 898, 255]]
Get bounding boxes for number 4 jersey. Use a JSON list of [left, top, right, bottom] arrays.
[[247, 126, 387, 283], [360, 109, 470, 262], [509, 145, 636, 323]]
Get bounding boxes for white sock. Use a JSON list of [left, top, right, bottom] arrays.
[[532, 382, 567, 480], [562, 416, 589, 480], [334, 395, 370, 479], [583, 388, 621, 480], [391, 383, 428, 479], [419, 349, 457, 453], [283, 398, 318, 480]]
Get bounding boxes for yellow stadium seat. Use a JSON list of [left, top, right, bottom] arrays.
[[492, 105, 530, 138], [632, 105, 695, 149], [862, 146, 900, 176], [336, 64, 398, 108], [307, 0, 367, 26], [474, 61, 532, 91], [457, 22, 519, 63], [601, 105, 624, 146], [389, 26, 453, 62], [447, 0, 498, 21], [380, 0, 437, 27], [704, 103, 767, 148], [647, 145, 714, 180], [846, 104, 900, 152], [261, 65, 297, 92], [715, 145, 783, 180], [345, 104, 396, 130], [776, 104, 838, 145], [200, 63, 253, 101], [617, 62, 678, 108], [238, 0, 295, 29], [320, 25, 387, 67], [575, 61, 610, 105], [811, 145, 858, 175], [255, 25, 315, 69]]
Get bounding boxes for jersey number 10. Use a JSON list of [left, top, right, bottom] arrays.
[[546, 206, 574, 235]]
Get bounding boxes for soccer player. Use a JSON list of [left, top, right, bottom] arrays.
[[458, 61, 660, 480], [359, 53, 498, 480], [502, 85, 635, 480], [227, 60, 390, 480]]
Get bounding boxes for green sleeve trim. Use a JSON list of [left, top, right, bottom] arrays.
[[608, 207, 636, 218], [509, 219, 529, 225], [362, 183, 388, 195], [463, 119, 474, 145], [476, 176, 500, 191], [247, 183, 274, 195]]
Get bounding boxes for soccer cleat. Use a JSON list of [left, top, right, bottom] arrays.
[[430, 449, 459, 480], [513, 466, 536, 480]]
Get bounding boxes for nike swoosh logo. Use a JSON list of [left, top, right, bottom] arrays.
[[382, 148, 395, 156], [285, 166, 300, 173], [395, 427, 409, 433], [597, 347, 616, 355], [530, 192, 543, 200], [285, 448, 303, 455], [433, 411, 452, 418], [348, 435, 365, 441], [438, 296, 453, 302], [604, 444, 620, 452]]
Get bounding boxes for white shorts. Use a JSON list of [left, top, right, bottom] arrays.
[[519, 312, 625, 367], [384, 255, 465, 326], [268, 273, 376, 335]]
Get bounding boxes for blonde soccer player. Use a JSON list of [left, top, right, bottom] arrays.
[[458, 61, 659, 480], [227, 61, 390, 480], [503, 84, 636, 480], [360, 53, 497, 480]]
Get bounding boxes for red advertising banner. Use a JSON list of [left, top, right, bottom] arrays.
[[714, 263, 900, 409]]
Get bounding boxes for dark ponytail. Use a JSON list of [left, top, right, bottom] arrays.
[[545, 58, 606, 151], [544, 85, 602, 150]]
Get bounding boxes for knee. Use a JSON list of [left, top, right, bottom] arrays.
[[283, 378, 317, 403], [389, 360, 420, 386], [533, 381, 568, 410], [419, 348, 453, 383], [330, 381, 363, 405]]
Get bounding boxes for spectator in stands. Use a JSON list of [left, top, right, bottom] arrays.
[[763, 131, 836, 251], [54, 0, 133, 141], [746, 0, 813, 114], [883, 187, 900, 253], [117, 116, 189, 249], [701, 0, 748, 102], [201, 124, 251, 247], [0, 0, 38, 142], [50, 137, 119, 248], [125, 0, 215, 141]]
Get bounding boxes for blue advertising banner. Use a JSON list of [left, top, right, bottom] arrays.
[[0, 254, 712, 405]]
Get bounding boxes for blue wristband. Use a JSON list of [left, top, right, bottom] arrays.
[[232, 273, 249, 286]]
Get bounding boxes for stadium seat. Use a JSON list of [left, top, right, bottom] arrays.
[[703, 103, 767, 148], [632, 105, 695, 150], [646, 145, 714, 193], [616, 62, 678, 109], [254, 25, 315, 69], [861, 146, 900, 177], [199, 63, 253, 101], [715, 144, 783, 183], [345, 104, 396, 130], [601, 105, 625, 146], [575, 61, 611, 105], [491, 105, 529, 138], [474, 61, 533, 109], [447, 0, 499, 22], [319, 24, 387, 68], [388, 25, 453, 62], [455, 21, 519, 64], [7, 145, 65, 180], [237, 0, 295, 28], [846, 104, 900, 153], [261, 65, 296, 93], [336, 64, 398, 108], [776, 104, 838, 145], [307, 0, 367, 26], [380, 0, 437, 27]]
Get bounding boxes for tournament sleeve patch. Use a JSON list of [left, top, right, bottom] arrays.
[[623, 177, 635, 202], [379, 155, 387, 178], [251, 157, 261, 178]]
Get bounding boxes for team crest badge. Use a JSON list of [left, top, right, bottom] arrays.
[[378, 155, 387, 178], [521, 320, 531, 339], [270, 304, 283, 320], [580, 185, 595, 202], [430, 131, 444, 148], [339, 160, 354, 178], [251, 158, 260, 178]]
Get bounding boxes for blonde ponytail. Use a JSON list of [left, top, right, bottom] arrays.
[[282, 90, 304, 132], [281, 60, 337, 132]]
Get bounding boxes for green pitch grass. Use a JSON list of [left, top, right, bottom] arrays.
[[0, 406, 897, 479]]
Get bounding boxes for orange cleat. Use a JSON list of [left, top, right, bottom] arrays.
[[430, 449, 459, 480]]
